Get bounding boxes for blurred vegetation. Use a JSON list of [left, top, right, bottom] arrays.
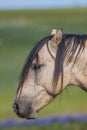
[[1, 122, 87, 130], [0, 8, 87, 120]]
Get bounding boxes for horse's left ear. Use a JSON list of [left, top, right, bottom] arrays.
[[52, 28, 63, 45]]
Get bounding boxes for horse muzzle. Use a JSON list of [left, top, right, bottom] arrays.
[[13, 102, 38, 119]]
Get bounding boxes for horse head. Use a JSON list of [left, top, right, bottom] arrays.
[[13, 29, 63, 119], [13, 28, 87, 119]]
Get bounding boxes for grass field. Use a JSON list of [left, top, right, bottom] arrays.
[[0, 8, 87, 123]]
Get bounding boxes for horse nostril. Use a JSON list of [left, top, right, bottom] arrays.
[[13, 102, 19, 112], [29, 106, 31, 110], [28, 106, 33, 113]]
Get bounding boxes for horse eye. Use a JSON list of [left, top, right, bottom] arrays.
[[32, 64, 41, 70]]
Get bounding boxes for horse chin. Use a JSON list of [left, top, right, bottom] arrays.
[[26, 111, 38, 119], [16, 110, 38, 119]]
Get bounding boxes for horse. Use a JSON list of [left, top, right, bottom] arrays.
[[13, 28, 87, 119]]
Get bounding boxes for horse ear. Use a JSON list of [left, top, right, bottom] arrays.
[[48, 29, 63, 58], [52, 28, 63, 45], [51, 28, 57, 35]]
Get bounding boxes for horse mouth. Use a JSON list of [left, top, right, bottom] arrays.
[[26, 112, 38, 119], [16, 110, 38, 119]]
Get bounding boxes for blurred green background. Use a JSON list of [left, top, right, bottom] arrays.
[[0, 8, 87, 121]]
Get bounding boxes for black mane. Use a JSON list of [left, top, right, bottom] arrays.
[[53, 34, 87, 90], [18, 33, 87, 91]]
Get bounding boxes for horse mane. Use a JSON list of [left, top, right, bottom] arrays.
[[18, 33, 87, 92], [53, 34, 87, 90]]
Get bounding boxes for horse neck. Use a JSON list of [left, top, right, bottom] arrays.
[[56, 60, 87, 95]]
